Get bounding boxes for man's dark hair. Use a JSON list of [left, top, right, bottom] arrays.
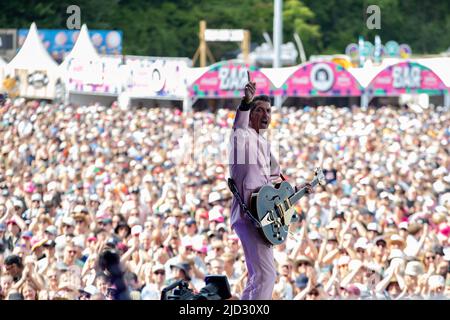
[[249, 95, 271, 111], [4, 255, 22, 267]]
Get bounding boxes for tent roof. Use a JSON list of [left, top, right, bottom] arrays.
[[413, 57, 450, 87], [7, 22, 58, 71], [348, 58, 400, 87], [59, 24, 100, 70]]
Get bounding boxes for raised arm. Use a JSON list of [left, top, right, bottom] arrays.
[[232, 71, 255, 129]]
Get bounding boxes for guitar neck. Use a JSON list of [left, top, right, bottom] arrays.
[[289, 177, 320, 206]]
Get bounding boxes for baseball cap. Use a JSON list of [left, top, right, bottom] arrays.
[[13, 199, 23, 208], [354, 237, 368, 250], [31, 193, 42, 202], [337, 255, 351, 266], [152, 264, 165, 273], [185, 217, 196, 226], [45, 225, 57, 236], [367, 222, 379, 233], [62, 217, 75, 227], [404, 261, 425, 277], [398, 222, 409, 230], [43, 240, 56, 248], [21, 231, 33, 239]]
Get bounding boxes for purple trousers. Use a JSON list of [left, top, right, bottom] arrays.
[[233, 219, 277, 300]]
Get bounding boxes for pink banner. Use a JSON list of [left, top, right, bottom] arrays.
[[282, 62, 362, 97], [367, 61, 447, 96], [189, 61, 276, 98]]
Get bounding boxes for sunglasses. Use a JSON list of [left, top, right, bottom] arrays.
[[357, 248, 366, 253], [426, 256, 436, 260], [68, 250, 77, 254], [154, 271, 165, 276], [298, 262, 310, 267]]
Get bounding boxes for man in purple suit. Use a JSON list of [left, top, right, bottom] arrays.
[[229, 75, 312, 300]]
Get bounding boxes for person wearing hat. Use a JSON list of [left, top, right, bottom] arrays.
[[141, 264, 166, 300], [73, 212, 89, 239], [169, 261, 193, 286], [61, 241, 82, 278], [23, 193, 42, 222], [54, 216, 76, 248], [44, 225, 58, 240], [293, 255, 314, 278], [366, 222, 380, 241], [395, 260, 425, 299], [427, 275, 446, 299], [37, 240, 57, 274], [403, 222, 429, 258], [114, 221, 131, 240], [229, 76, 314, 300], [181, 217, 199, 246], [5, 217, 23, 251]]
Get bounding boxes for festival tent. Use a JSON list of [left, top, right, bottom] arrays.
[[414, 57, 450, 107], [59, 24, 123, 106], [278, 61, 363, 107], [6, 22, 59, 99], [120, 56, 191, 109], [364, 61, 448, 108], [187, 60, 279, 111]]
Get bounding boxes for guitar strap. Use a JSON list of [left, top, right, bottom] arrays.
[[227, 178, 262, 228]]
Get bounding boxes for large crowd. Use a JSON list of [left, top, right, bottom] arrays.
[[0, 97, 449, 300]]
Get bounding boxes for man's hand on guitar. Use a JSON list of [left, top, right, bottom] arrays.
[[296, 183, 314, 194]]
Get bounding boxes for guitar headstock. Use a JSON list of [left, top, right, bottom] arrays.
[[314, 167, 326, 186]]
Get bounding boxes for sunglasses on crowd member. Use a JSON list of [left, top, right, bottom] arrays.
[[307, 289, 319, 297], [297, 262, 311, 267], [154, 270, 165, 276]]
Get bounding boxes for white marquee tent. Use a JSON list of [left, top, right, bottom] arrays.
[[6, 22, 59, 99]]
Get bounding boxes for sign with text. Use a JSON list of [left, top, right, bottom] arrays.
[[281, 62, 362, 97], [124, 57, 189, 98], [204, 29, 244, 42], [367, 61, 447, 96], [188, 61, 276, 98], [66, 57, 124, 94]]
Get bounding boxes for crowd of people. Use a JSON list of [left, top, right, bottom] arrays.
[[0, 97, 449, 300]]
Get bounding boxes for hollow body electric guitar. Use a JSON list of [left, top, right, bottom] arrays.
[[249, 168, 326, 245]]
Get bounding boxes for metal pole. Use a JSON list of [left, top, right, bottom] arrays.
[[273, 0, 282, 108]]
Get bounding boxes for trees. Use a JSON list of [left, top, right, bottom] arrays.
[[0, 0, 448, 59]]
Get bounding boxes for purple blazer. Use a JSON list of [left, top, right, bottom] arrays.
[[228, 103, 280, 228]]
